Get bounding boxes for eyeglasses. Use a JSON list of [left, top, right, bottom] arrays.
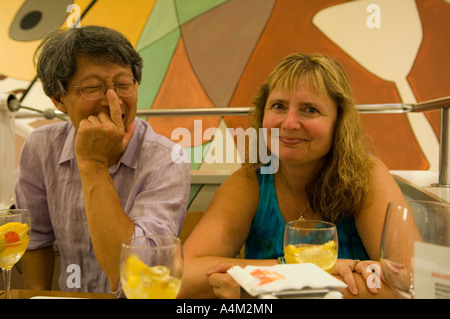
[[73, 78, 138, 100]]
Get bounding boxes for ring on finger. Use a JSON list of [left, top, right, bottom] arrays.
[[352, 259, 360, 272]]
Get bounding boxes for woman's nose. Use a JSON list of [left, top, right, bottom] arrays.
[[282, 108, 301, 130]]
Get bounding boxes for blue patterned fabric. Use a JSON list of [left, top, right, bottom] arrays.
[[245, 171, 370, 260]]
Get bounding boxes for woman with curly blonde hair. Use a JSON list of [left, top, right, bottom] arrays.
[[249, 53, 373, 224], [180, 53, 403, 299]]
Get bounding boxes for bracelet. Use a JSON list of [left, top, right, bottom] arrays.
[[278, 256, 286, 264]]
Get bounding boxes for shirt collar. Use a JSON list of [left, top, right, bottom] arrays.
[[59, 123, 76, 165]]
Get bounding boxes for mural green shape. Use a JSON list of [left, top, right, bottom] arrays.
[[137, 29, 180, 110], [136, 0, 232, 110], [175, 0, 229, 25], [136, 0, 179, 50]]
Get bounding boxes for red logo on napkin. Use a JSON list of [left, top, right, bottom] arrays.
[[250, 269, 285, 285]]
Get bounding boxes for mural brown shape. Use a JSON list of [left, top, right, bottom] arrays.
[[180, 0, 276, 108], [408, 0, 450, 141], [227, 0, 429, 170], [359, 114, 428, 170], [147, 38, 219, 146]]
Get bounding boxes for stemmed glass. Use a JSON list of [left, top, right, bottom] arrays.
[[380, 200, 450, 299], [284, 220, 338, 274], [0, 209, 31, 299], [120, 235, 183, 299]]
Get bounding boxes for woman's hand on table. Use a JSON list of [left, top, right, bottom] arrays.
[[207, 259, 386, 299], [207, 262, 247, 299], [333, 259, 382, 295]]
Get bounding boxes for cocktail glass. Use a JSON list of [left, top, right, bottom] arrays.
[[0, 209, 31, 299]]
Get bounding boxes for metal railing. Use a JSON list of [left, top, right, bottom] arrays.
[[8, 95, 450, 187], [132, 96, 450, 116]]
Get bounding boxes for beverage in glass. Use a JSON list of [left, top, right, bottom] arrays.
[[284, 220, 338, 273], [0, 209, 31, 299], [120, 235, 183, 299]]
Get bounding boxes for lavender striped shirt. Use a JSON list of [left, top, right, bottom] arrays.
[[15, 118, 190, 294]]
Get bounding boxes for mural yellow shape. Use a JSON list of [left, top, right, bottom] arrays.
[[0, 0, 156, 81]]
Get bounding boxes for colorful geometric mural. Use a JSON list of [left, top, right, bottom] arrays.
[[1, 0, 449, 199]]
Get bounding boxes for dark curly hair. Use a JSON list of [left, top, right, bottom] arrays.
[[35, 25, 143, 97]]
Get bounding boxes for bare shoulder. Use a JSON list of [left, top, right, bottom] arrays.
[[362, 155, 404, 205], [355, 155, 404, 259], [206, 167, 260, 223], [368, 155, 402, 193], [225, 166, 259, 184], [215, 167, 260, 202], [184, 167, 260, 258], [370, 155, 391, 175]]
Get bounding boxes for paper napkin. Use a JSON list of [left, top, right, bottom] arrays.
[[227, 263, 347, 297]]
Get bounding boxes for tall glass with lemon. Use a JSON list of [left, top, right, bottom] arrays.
[[120, 235, 183, 299], [0, 209, 31, 299], [284, 220, 338, 274]]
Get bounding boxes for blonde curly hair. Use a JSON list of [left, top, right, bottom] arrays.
[[247, 53, 373, 222]]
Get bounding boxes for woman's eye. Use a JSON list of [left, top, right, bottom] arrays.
[[302, 107, 320, 116], [271, 103, 285, 110]]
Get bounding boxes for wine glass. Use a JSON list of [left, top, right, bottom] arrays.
[[380, 200, 450, 299], [0, 209, 31, 299], [120, 235, 183, 299], [284, 220, 338, 274]]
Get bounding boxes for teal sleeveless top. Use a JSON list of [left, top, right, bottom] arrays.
[[245, 171, 370, 260]]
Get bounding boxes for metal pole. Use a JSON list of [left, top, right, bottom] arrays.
[[433, 107, 450, 187], [0, 94, 16, 208]]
